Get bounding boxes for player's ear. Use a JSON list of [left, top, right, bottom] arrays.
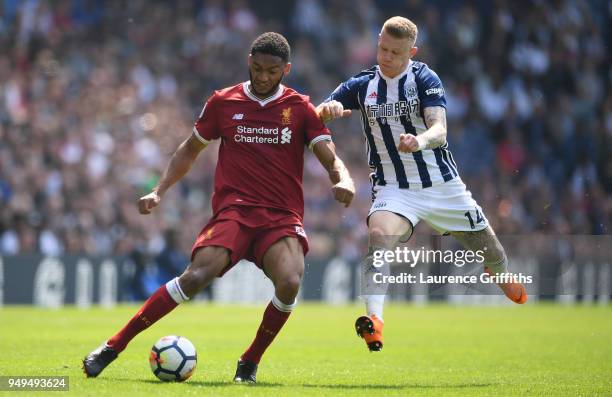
[[409, 46, 418, 58], [248, 54, 253, 66], [283, 62, 291, 75]]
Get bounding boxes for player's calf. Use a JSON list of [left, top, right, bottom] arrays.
[[82, 247, 230, 378], [451, 229, 528, 304]]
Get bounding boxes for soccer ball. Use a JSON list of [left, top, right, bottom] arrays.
[[149, 335, 197, 381]]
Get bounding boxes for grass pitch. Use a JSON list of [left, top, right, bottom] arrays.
[[0, 303, 611, 396]]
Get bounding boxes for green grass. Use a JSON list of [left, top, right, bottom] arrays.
[[0, 303, 611, 396]]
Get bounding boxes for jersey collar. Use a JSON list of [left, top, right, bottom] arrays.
[[242, 81, 285, 107], [377, 60, 412, 81]]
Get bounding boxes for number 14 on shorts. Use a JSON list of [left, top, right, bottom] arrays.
[[464, 208, 484, 229]]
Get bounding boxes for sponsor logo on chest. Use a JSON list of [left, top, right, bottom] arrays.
[[365, 82, 420, 124], [230, 106, 295, 145], [234, 125, 293, 145]]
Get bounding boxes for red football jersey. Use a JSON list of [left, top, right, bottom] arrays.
[[193, 82, 331, 220]]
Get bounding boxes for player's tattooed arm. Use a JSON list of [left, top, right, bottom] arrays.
[[139, 133, 207, 214], [418, 106, 448, 149], [312, 139, 355, 207], [398, 106, 447, 152]]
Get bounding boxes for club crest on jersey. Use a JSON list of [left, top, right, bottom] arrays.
[[281, 107, 292, 125], [202, 227, 215, 240], [405, 86, 417, 98]]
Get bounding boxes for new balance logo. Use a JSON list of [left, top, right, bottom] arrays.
[[232, 113, 244, 120], [281, 127, 292, 144], [367, 91, 378, 99]]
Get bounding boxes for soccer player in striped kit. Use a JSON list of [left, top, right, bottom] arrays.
[[317, 16, 527, 352]]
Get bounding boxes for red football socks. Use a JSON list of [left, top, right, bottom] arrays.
[[241, 300, 292, 364], [107, 285, 179, 353]]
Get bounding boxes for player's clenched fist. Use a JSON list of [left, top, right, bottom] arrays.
[[316, 100, 352, 122], [138, 191, 161, 214], [332, 179, 355, 207], [398, 134, 420, 153]]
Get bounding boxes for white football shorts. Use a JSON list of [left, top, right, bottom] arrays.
[[368, 177, 489, 235]]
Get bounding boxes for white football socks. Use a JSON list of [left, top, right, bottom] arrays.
[[365, 294, 385, 321], [271, 295, 297, 313], [362, 245, 388, 321], [165, 277, 190, 304]]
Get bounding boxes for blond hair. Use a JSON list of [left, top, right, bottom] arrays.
[[382, 16, 418, 47]]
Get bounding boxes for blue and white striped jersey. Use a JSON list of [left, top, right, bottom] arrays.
[[326, 61, 458, 189]]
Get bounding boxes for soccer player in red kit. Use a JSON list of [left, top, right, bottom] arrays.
[[83, 32, 355, 383]]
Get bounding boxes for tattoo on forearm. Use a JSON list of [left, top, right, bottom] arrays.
[[419, 106, 447, 149], [329, 169, 341, 184], [424, 106, 447, 129]]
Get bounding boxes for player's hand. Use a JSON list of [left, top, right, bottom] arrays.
[[332, 178, 355, 207], [138, 191, 161, 215], [317, 100, 351, 123], [398, 134, 420, 153]]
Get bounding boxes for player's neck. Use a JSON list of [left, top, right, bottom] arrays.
[[378, 60, 411, 80], [247, 81, 282, 101]]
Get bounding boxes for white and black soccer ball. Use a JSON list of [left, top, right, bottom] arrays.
[[149, 335, 197, 381]]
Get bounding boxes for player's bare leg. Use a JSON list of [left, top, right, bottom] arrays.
[[357, 211, 412, 351], [83, 246, 230, 378], [450, 227, 527, 304], [235, 237, 304, 383]]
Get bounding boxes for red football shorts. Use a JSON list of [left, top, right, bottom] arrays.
[[191, 206, 309, 277]]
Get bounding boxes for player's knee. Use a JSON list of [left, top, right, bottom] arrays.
[[369, 224, 386, 239], [274, 274, 302, 301], [369, 226, 397, 248], [180, 247, 229, 297]]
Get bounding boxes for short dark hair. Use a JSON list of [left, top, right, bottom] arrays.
[[250, 32, 290, 63]]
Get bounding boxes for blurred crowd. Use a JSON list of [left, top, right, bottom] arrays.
[[0, 0, 610, 271]]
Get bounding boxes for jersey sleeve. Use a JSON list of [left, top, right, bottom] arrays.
[[325, 77, 361, 110], [303, 101, 332, 150], [416, 65, 447, 109], [193, 92, 221, 143]]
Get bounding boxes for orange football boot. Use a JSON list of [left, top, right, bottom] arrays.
[[485, 267, 528, 304], [355, 315, 384, 351]]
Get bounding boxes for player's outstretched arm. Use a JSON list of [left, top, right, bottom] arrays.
[[316, 100, 352, 123], [312, 140, 355, 207], [138, 133, 207, 215], [398, 106, 447, 153]]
